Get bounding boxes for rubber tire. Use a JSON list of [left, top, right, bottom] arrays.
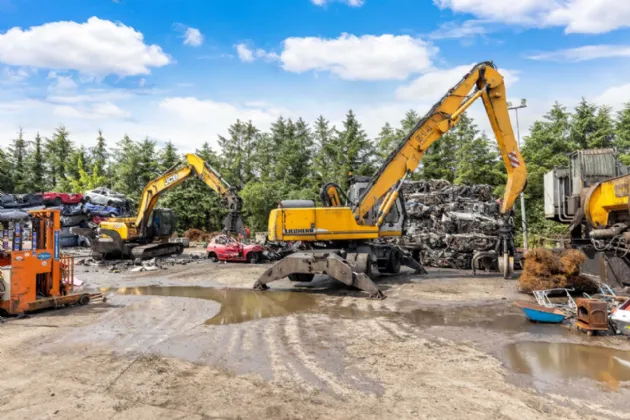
[[84, 196, 91, 203], [53, 197, 62, 206], [246, 252, 259, 264], [288, 273, 315, 282], [107, 200, 113, 206], [384, 249, 402, 274], [207, 252, 218, 262], [78, 294, 90, 305]]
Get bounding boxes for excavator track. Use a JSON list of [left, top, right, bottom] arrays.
[[130, 242, 184, 260]]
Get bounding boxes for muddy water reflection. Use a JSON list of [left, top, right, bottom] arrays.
[[504, 341, 630, 391], [101, 286, 318, 325]]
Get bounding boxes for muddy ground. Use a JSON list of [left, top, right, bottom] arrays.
[[1, 251, 630, 420]]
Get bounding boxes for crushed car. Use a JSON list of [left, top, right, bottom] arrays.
[[205, 234, 264, 263]]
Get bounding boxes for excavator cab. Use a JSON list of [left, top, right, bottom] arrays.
[[145, 208, 177, 240], [346, 176, 405, 237]]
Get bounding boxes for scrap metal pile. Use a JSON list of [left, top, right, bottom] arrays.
[[401, 179, 506, 270], [0, 189, 133, 249]]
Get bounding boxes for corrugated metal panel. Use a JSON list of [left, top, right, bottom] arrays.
[[577, 149, 618, 179]]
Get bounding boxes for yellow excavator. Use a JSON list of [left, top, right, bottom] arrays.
[[254, 62, 528, 298], [73, 153, 244, 260]]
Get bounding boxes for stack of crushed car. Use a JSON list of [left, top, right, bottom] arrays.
[[400, 179, 506, 270], [0, 187, 133, 248]]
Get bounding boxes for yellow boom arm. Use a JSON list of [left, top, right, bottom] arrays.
[[135, 153, 243, 233], [355, 61, 527, 225]]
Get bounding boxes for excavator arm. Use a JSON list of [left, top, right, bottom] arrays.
[[354, 61, 527, 226], [135, 153, 244, 234]]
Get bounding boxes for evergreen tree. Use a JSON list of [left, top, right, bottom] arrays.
[[0, 148, 13, 193], [112, 135, 141, 197], [27, 132, 46, 192], [615, 102, 630, 165], [569, 98, 598, 149], [275, 118, 313, 186], [310, 116, 336, 190], [45, 126, 73, 190], [242, 121, 258, 184], [335, 110, 375, 190], [395, 110, 420, 139], [455, 131, 502, 186], [91, 129, 108, 176], [589, 105, 615, 149], [159, 140, 180, 173], [66, 146, 90, 188], [521, 102, 573, 235], [10, 128, 29, 193], [270, 117, 288, 181], [253, 132, 274, 181], [137, 137, 159, 189], [375, 122, 398, 162], [218, 120, 247, 188]]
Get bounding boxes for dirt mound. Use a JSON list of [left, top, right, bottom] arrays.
[[519, 248, 596, 293], [183, 229, 218, 242]]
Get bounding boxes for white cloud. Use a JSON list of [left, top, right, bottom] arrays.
[[0, 67, 30, 85], [529, 44, 630, 62], [47, 71, 78, 94], [595, 83, 630, 111], [0, 17, 171, 76], [159, 97, 289, 129], [268, 33, 436, 81], [312, 0, 365, 6], [396, 64, 519, 101], [54, 102, 130, 120], [183, 27, 204, 47], [434, 0, 630, 34], [235, 43, 254, 62], [429, 20, 488, 39]]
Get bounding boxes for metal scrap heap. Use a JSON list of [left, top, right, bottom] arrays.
[[401, 179, 507, 270]]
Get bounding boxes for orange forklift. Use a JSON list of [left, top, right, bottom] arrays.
[[0, 209, 100, 316]]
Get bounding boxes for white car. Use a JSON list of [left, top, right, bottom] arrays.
[[84, 187, 129, 207]]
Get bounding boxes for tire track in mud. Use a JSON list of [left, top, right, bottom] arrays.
[[282, 315, 357, 398], [263, 317, 315, 390]]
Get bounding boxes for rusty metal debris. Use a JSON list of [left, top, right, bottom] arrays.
[[400, 179, 508, 270]]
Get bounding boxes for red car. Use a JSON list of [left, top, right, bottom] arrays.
[[43, 192, 83, 206], [205, 235, 263, 263]]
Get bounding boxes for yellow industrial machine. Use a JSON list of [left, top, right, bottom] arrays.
[[545, 149, 630, 286], [254, 62, 527, 298], [73, 154, 244, 260]]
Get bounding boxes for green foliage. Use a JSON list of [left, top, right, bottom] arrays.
[[68, 156, 107, 192], [615, 103, 630, 165], [91, 129, 108, 176], [240, 181, 286, 231], [159, 140, 180, 172], [27, 133, 46, 192], [334, 110, 375, 190], [0, 148, 13, 192], [10, 128, 29, 193], [45, 126, 73, 190]]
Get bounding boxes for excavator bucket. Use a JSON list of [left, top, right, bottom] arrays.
[[253, 252, 385, 299], [223, 211, 245, 235]]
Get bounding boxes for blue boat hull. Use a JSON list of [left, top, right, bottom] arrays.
[[521, 307, 566, 323]]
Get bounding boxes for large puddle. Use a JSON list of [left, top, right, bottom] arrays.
[[101, 286, 318, 325], [504, 341, 630, 391]]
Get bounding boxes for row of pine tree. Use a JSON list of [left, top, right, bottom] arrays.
[[1, 99, 630, 236]]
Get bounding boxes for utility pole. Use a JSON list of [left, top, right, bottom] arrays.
[[508, 99, 528, 250]]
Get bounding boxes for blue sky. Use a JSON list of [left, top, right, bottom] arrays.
[[0, 0, 628, 151]]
